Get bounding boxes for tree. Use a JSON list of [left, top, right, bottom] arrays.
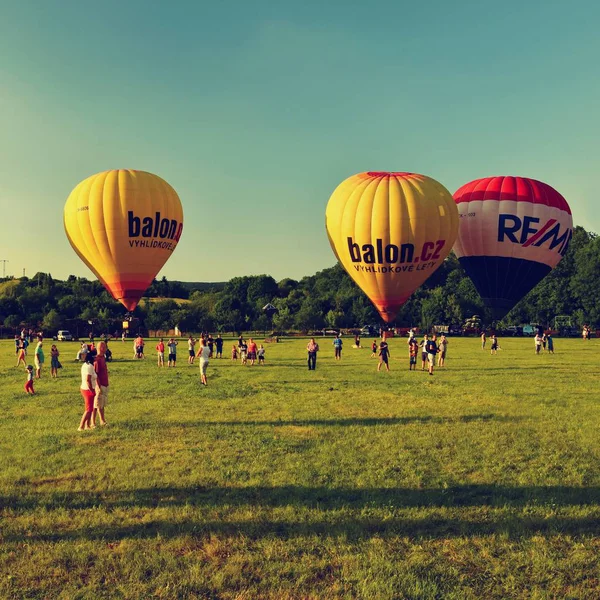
[[4, 314, 22, 328], [42, 309, 61, 330]]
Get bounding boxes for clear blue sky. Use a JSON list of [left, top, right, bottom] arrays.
[[1, 0, 598, 282]]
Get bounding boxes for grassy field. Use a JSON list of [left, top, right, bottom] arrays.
[[1, 335, 599, 599]]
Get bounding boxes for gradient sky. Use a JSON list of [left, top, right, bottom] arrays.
[[1, 0, 598, 283]]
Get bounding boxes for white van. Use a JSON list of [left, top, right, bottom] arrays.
[[57, 330, 73, 341]]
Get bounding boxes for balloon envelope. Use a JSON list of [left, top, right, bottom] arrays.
[[453, 176, 572, 319], [64, 170, 184, 311], [326, 172, 459, 322]]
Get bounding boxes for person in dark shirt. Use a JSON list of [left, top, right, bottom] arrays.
[[424, 336, 438, 375], [377, 340, 390, 372], [215, 334, 224, 358]]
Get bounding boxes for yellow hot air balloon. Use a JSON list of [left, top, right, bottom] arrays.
[[326, 172, 458, 323], [64, 170, 184, 311]]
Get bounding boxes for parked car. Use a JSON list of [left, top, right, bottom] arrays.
[[57, 330, 73, 341], [504, 326, 523, 337], [360, 325, 378, 336], [522, 325, 541, 336]]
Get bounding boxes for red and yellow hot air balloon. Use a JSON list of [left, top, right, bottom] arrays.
[[64, 170, 184, 311], [326, 172, 459, 322]]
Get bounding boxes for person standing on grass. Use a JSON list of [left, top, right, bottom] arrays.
[[333, 334, 343, 360], [437, 334, 448, 367], [419, 334, 430, 371], [92, 341, 109, 427], [14, 335, 20, 356], [231, 344, 238, 361], [425, 335, 438, 376], [534, 333, 542, 354], [187, 336, 196, 364], [78, 353, 96, 431], [307, 338, 319, 370], [156, 338, 165, 367], [50, 344, 61, 378], [409, 337, 418, 370], [16, 341, 26, 368], [34, 340, 44, 379], [196, 338, 211, 385], [215, 334, 224, 358], [258, 344, 265, 364], [247, 338, 258, 366], [239, 339, 248, 365], [542, 332, 547, 351], [370, 339, 378, 357], [481, 331, 486, 350], [354, 334, 361, 348], [167, 338, 178, 367], [490, 334, 499, 355], [24, 365, 35, 394], [378, 339, 390, 372], [547, 333, 554, 353]]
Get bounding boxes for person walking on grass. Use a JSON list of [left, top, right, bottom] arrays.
[[370, 339, 378, 357], [24, 365, 35, 394], [307, 338, 319, 370], [92, 341, 109, 427], [333, 334, 343, 360], [258, 344, 265, 364], [50, 344, 61, 378], [34, 340, 44, 379], [239, 339, 248, 365], [247, 338, 258, 366], [167, 338, 178, 367], [419, 334, 430, 371], [409, 337, 418, 370], [546, 333, 554, 354], [481, 331, 486, 350], [187, 336, 196, 364], [156, 338, 165, 367], [78, 353, 96, 431], [425, 335, 438, 376], [16, 341, 26, 368], [378, 339, 390, 372], [437, 334, 448, 367], [490, 334, 499, 355], [196, 338, 211, 386]]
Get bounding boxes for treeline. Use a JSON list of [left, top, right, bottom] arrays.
[[1, 226, 599, 333]]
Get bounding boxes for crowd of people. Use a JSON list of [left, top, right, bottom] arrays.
[[14, 323, 578, 430], [14, 331, 109, 430]]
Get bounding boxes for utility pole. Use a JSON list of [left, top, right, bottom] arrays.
[[0, 259, 7, 277]]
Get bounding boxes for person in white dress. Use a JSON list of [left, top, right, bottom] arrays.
[[196, 338, 211, 386]]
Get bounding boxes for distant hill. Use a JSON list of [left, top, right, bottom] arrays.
[[175, 281, 227, 293]]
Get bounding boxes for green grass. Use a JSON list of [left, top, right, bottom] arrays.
[[1, 335, 599, 599]]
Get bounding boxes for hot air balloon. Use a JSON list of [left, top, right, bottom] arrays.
[[453, 176, 572, 319], [64, 170, 184, 312], [326, 172, 459, 323]]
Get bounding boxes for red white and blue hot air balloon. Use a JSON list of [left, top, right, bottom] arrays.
[[453, 176, 573, 319]]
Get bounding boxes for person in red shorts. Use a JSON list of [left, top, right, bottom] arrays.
[[24, 365, 35, 394], [78, 353, 97, 431]]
